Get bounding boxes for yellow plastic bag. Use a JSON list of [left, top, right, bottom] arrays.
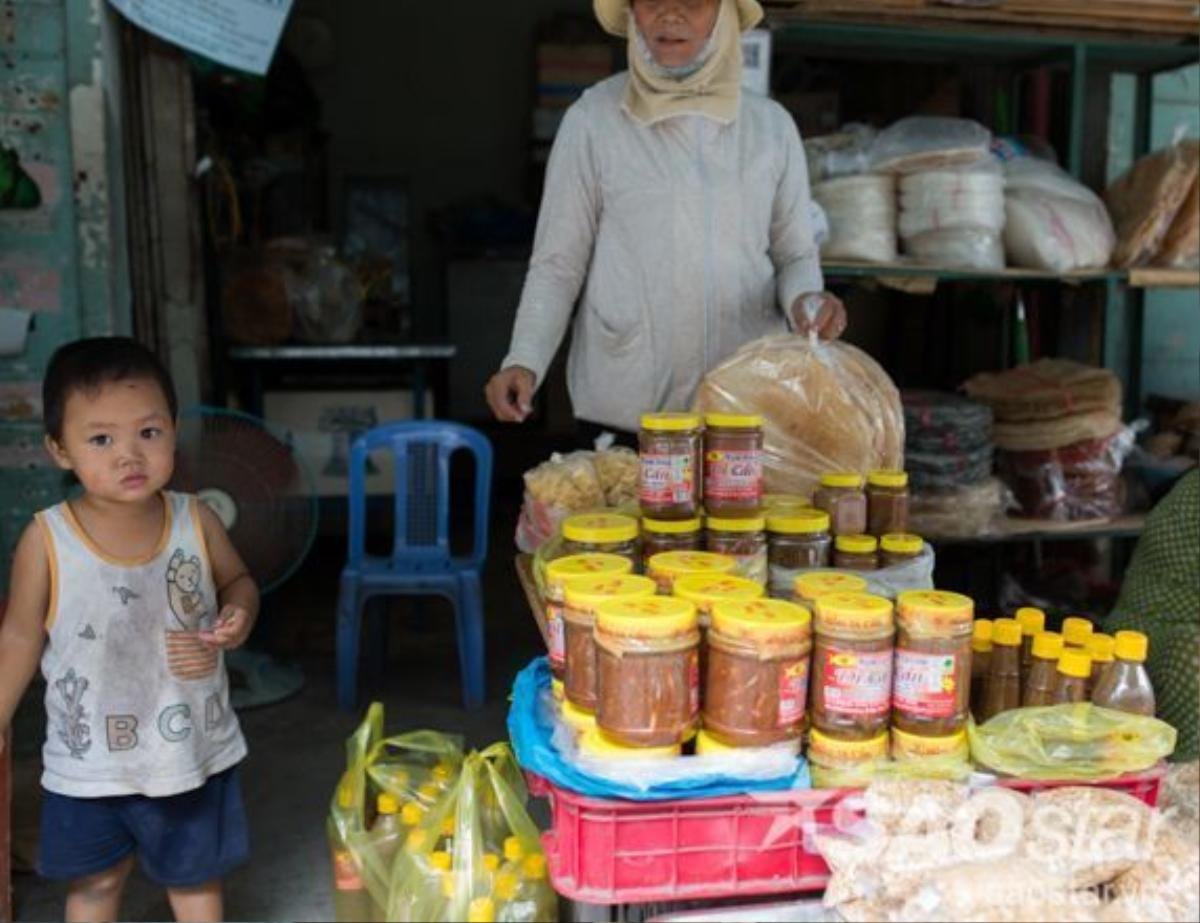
[[386, 743, 556, 922], [811, 753, 972, 789], [967, 704, 1177, 781], [327, 704, 466, 922]]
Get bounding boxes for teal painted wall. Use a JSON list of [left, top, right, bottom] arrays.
[[0, 1, 124, 587]]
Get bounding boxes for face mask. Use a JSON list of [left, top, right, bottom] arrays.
[[631, 13, 720, 80]]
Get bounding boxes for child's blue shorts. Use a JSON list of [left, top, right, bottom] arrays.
[[38, 764, 249, 887]]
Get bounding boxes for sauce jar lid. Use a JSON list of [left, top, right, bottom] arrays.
[[640, 412, 701, 432], [578, 727, 681, 760], [835, 534, 878, 555], [808, 729, 889, 763], [814, 592, 894, 636], [706, 515, 766, 532], [674, 574, 764, 608], [763, 493, 811, 510], [768, 508, 831, 535], [1114, 630, 1148, 662], [704, 413, 763, 429], [890, 726, 968, 760], [1061, 617, 1094, 648], [694, 730, 737, 755], [642, 517, 703, 535], [992, 617, 1022, 646], [1057, 649, 1092, 679], [972, 619, 994, 651], [564, 574, 656, 609], [867, 469, 909, 488], [880, 533, 923, 555], [1087, 633, 1115, 663], [1015, 607, 1046, 636], [562, 513, 638, 544], [794, 571, 868, 600], [595, 595, 699, 638], [896, 589, 974, 632], [546, 553, 632, 585], [560, 698, 596, 733], [820, 472, 865, 489], [1032, 631, 1064, 661], [648, 550, 737, 578], [711, 598, 811, 644]]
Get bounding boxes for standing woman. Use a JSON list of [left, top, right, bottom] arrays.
[[486, 0, 844, 441]]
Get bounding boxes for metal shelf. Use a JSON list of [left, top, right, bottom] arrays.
[[927, 514, 1146, 545]]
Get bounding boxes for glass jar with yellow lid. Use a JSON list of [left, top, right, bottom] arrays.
[[834, 534, 879, 571], [704, 599, 813, 746], [593, 595, 702, 748], [808, 728, 889, 788], [544, 553, 632, 678], [814, 473, 867, 536], [767, 509, 832, 597], [892, 590, 974, 738], [702, 414, 764, 519], [563, 574, 656, 712], [561, 513, 639, 568], [672, 573, 764, 630], [641, 517, 703, 571], [793, 570, 868, 611], [639, 412, 703, 520], [705, 515, 767, 586], [810, 592, 895, 741], [763, 494, 812, 514], [578, 726, 681, 760], [879, 533, 923, 569], [866, 469, 910, 537], [646, 549, 737, 595], [694, 728, 800, 756], [890, 726, 969, 764]]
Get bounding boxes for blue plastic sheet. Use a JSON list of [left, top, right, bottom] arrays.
[[507, 658, 810, 801]]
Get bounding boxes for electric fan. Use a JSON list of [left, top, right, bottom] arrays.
[[171, 405, 319, 708]]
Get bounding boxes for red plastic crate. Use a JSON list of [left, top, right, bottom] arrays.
[[528, 763, 1166, 905]]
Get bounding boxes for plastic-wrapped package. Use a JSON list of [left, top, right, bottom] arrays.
[[804, 123, 877, 182], [694, 334, 905, 499], [995, 428, 1134, 521], [899, 162, 1006, 237], [992, 409, 1123, 453], [906, 445, 994, 489], [869, 116, 992, 175], [515, 449, 639, 553], [909, 478, 1011, 538], [772, 544, 935, 602], [903, 390, 994, 487], [813, 174, 897, 263], [904, 227, 1006, 271], [1106, 139, 1200, 267], [963, 359, 1121, 423], [1156, 174, 1199, 268], [1002, 156, 1116, 271]]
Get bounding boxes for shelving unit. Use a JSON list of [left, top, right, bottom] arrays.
[[927, 513, 1146, 546]]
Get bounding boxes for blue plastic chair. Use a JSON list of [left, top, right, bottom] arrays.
[[336, 421, 492, 710]]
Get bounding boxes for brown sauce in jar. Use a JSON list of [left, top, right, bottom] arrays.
[[702, 414, 764, 519], [892, 590, 974, 738], [706, 516, 767, 586], [594, 596, 701, 747], [639, 413, 703, 520], [813, 474, 867, 536], [834, 534, 878, 571], [981, 618, 1022, 721], [766, 509, 832, 598], [809, 592, 894, 741], [544, 554, 633, 679], [1022, 631, 1063, 707], [703, 599, 812, 747], [562, 575, 656, 713], [879, 533, 922, 569], [1052, 650, 1092, 704], [561, 513, 640, 570], [641, 518, 703, 572], [866, 470, 910, 537]]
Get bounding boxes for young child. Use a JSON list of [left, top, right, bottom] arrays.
[[0, 337, 258, 923]]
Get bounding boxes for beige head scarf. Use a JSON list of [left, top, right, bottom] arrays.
[[593, 0, 763, 126]]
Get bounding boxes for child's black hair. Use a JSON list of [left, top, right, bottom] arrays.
[[43, 337, 178, 441]]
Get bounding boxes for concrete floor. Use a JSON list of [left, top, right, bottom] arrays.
[[10, 505, 545, 922]]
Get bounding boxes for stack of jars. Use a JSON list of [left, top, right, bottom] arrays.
[[970, 608, 1156, 723]]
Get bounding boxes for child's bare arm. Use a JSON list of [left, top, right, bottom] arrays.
[[196, 503, 259, 650], [0, 522, 51, 750]]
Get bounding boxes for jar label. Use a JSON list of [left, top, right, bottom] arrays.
[[893, 648, 959, 718], [640, 452, 696, 506], [778, 658, 809, 726], [546, 604, 565, 667], [704, 449, 763, 502], [820, 648, 892, 717], [689, 650, 701, 717]]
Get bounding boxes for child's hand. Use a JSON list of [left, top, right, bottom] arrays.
[[199, 605, 253, 650]]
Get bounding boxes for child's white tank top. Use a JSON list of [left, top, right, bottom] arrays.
[[35, 491, 247, 797]]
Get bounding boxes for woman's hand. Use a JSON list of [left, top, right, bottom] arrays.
[[790, 292, 847, 341], [485, 366, 536, 423]]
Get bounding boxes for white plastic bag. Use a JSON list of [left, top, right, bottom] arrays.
[[869, 116, 992, 175], [1002, 157, 1115, 271], [904, 227, 1005, 271], [814, 174, 897, 263], [805, 123, 877, 182], [899, 163, 1006, 237]]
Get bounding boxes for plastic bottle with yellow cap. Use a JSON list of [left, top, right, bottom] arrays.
[[792, 570, 868, 611], [1053, 650, 1093, 704], [593, 594, 701, 748], [705, 515, 768, 586], [867, 469, 909, 537], [639, 412, 703, 521], [1061, 616, 1094, 650], [1014, 607, 1046, 676], [892, 590, 974, 738], [969, 619, 994, 719], [833, 534, 879, 571], [544, 554, 633, 677], [703, 413, 764, 519], [646, 549, 737, 595], [560, 513, 639, 564], [704, 598, 813, 746], [1086, 633, 1116, 687], [369, 792, 405, 919], [814, 472, 867, 536], [563, 574, 656, 713], [329, 783, 371, 922], [981, 618, 1022, 722], [1091, 631, 1156, 717], [1022, 631, 1064, 707], [810, 592, 895, 741]]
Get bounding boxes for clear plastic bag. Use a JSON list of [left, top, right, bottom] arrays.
[[995, 428, 1134, 522], [694, 334, 904, 500], [868, 116, 992, 175], [908, 479, 1013, 538], [967, 704, 1177, 780], [1106, 139, 1200, 268], [898, 162, 1006, 238], [515, 450, 639, 553], [813, 174, 898, 263], [805, 123, 877, 182], [903, 227, 1005, 271], [769, 545, 935, 601], [1157, 174, 1199, 268], [1003, 157, 1116, 272]]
